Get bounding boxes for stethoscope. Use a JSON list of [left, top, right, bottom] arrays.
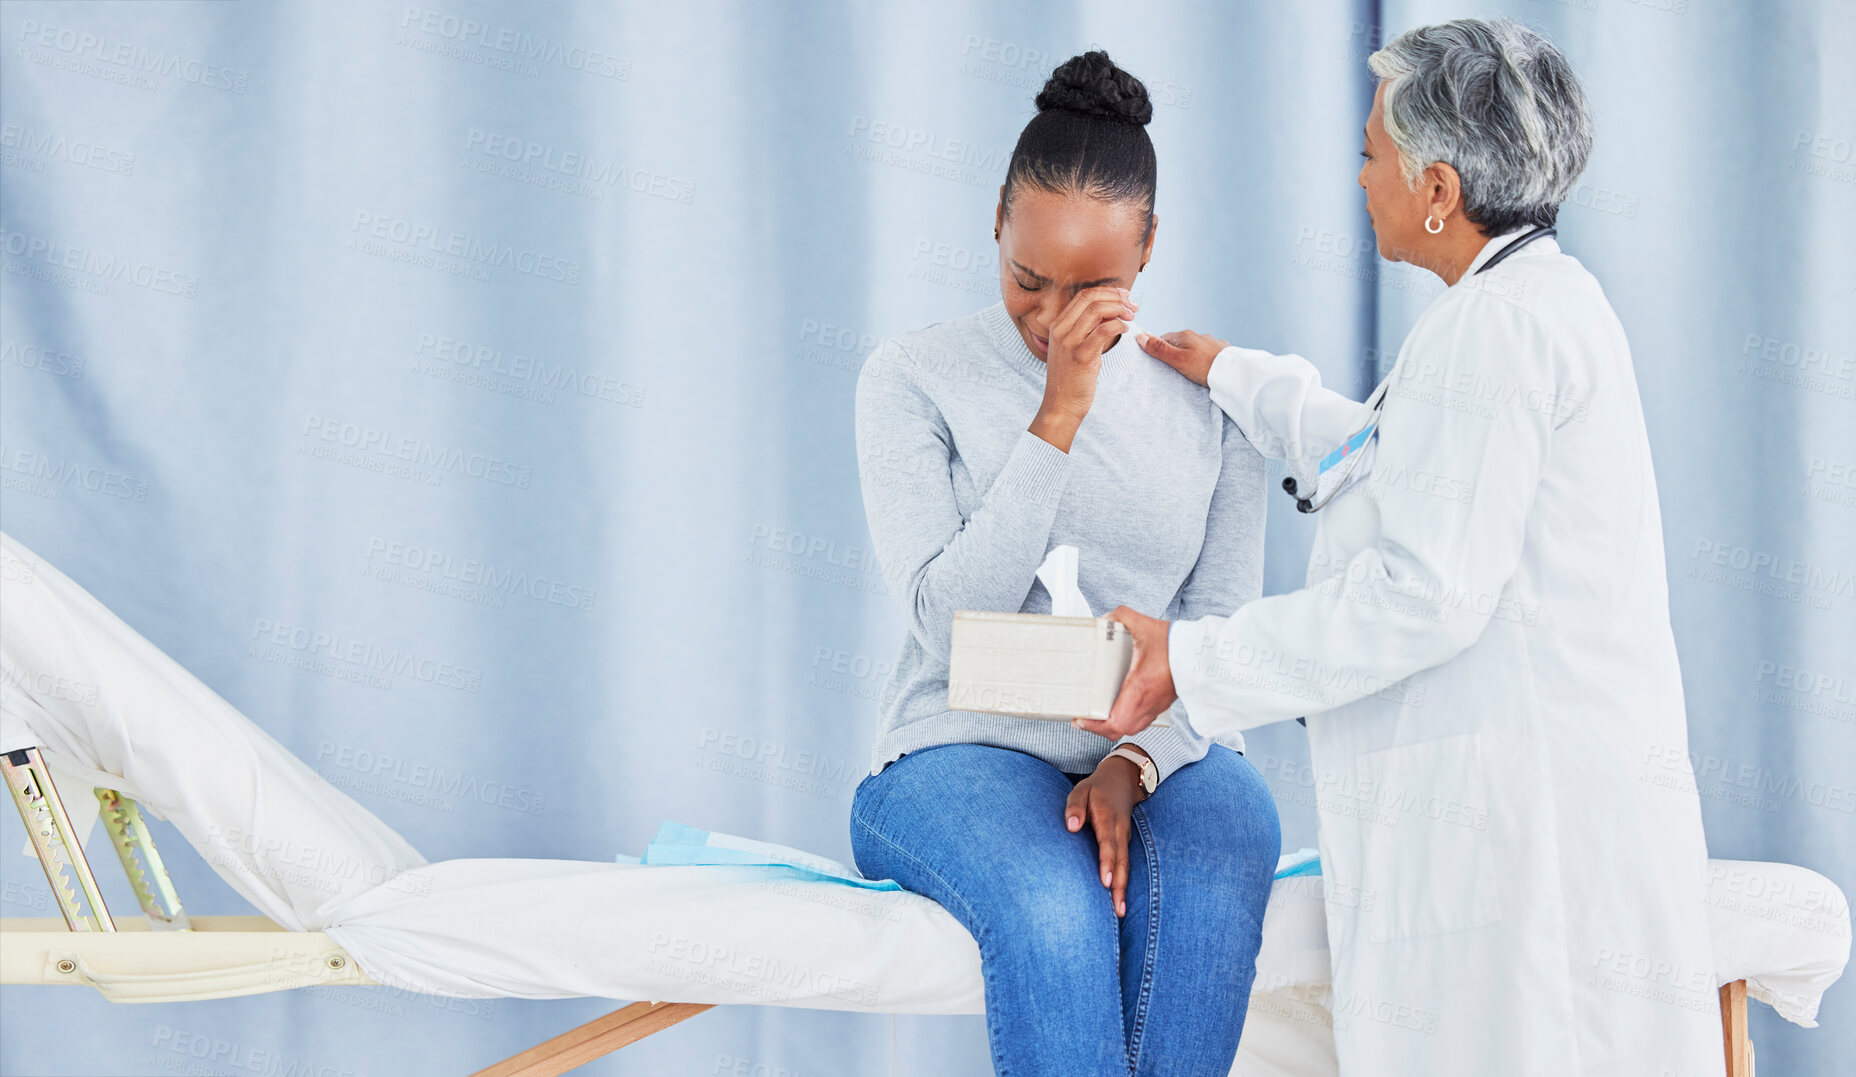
[[1282, 225, 1558, 514]]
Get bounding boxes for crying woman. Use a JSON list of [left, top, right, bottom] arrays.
[[847, 50, 1282, 1077]]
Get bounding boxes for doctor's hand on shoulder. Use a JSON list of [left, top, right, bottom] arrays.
[[1138, 329, 1227, 387], [1075, 606, 1176, 740]]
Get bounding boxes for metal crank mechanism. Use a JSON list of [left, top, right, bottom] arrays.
[[2, 746, 191, 933]]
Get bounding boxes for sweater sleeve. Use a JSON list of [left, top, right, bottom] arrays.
[[855, 340, 1072, 661], [1208, 345, 1378, 475], [1124, 413, 1270, 776]]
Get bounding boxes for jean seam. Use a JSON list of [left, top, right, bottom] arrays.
[[848, 806, 983, 937], [850, 808, 1014, 1073], [1125, 802, 1161, 1074]]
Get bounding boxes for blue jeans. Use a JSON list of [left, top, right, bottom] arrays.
[[850, 743, 1280, 1077]]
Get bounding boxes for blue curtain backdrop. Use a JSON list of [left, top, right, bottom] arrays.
[[1, 1, 1849, 1073]]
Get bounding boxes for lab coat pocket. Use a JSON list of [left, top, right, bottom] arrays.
[[1355, 734, 1502, 944]]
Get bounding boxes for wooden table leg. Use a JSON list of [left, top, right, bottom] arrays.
[[1719, 979, 1750, 1077], [471, 1001, 715, 1077]]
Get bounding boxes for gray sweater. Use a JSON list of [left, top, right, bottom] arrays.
[[855, 302, 1267, 782]]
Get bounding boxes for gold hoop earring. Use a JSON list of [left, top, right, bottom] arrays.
[[1424, 215, 1444, 235]]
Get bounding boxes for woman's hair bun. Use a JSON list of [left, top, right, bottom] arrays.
[[1035, 50, 1153, 126]]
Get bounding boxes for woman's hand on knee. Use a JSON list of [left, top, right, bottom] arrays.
[[1064, 751, 1149, 918]]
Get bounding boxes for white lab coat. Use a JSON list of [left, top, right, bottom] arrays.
[[1172, 232, 1724, 1076]]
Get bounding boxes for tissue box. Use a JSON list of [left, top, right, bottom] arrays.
[[948, 611, 1159, 723]]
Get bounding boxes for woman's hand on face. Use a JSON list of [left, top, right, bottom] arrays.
[[1032, 286, 1138, 449], [1064, 749, 1149, 918], [1138, 330, 1228, 387]]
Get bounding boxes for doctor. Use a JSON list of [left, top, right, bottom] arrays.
[[1080, 18, 1725, 1077]]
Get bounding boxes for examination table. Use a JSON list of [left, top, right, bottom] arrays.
[[1, 531, 1846, 1075]]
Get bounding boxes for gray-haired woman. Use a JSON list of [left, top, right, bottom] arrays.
[[1084, 18, 1727, 1076]]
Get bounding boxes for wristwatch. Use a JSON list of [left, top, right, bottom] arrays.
[[1108, 746, 1158, 795]]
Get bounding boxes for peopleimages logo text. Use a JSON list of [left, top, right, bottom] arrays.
[[350, 212, 582, 285]]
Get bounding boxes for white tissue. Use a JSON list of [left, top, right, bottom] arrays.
[[1036, 545, 1093, 618]]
